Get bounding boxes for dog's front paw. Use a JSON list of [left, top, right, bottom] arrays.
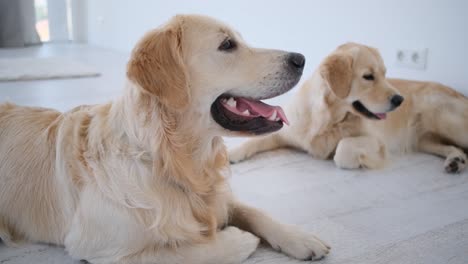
[[270, 226, 330, 261], [228, 148, 248, 164], [444, 153, 467, 173], [217, 226, 260, 263]]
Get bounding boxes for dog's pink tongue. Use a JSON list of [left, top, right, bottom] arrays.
[[236, 98, 289, 125], [376, 113, 387, 119]]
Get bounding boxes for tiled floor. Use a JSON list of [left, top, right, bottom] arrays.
[[1, 44, 467, 264]]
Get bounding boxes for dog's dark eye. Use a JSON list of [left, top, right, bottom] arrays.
[[363, 74, 375, 81], [218, 38, 236, 51]]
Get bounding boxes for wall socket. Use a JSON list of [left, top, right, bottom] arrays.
[[395, 48, 428, 70]]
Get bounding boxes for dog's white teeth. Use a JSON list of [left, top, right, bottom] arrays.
[[275, 117, 280, 121], [242, 110, 250, 116], [227, 97, 237, 108], [268, 110, 277, 121]]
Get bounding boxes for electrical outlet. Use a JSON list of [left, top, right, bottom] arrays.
[[395, 48, 428, 70]]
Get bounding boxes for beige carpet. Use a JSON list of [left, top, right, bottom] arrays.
[[0, 57, 100, 81]]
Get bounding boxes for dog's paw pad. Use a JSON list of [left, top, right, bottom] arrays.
[[445, 156, 467, 173]]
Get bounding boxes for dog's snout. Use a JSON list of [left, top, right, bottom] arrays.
[[287, 53, 306, 70], [390, 94, 404, 108]]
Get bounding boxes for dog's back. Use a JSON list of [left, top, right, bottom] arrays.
[[356, 79, 468, 157], [0, 103, 67, 245], [390, 79, 468, 146]]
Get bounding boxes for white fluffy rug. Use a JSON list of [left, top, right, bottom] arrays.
[[0, 57, 100, 81]]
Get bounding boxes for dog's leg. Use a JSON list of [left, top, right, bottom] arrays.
[[0, 218, 16, 247], [111, 227, 260, 264], [229, 134, 286, 163], [65, 187, 259, 264], [229, 201, 330, 261], [0, 217, 23, 247], [307, 131, 344, 160], [418, 135, 467, 173], [334, 136, 387, 169], [307, 115, 362, 160]]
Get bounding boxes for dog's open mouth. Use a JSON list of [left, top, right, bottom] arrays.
[[211, 95, 289, 134], [352, 101, 387, 120]]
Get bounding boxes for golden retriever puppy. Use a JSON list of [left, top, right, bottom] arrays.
[[230, 42, 468, 173], [0, 15, 330, 264]]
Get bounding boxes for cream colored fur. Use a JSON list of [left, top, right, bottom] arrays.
[[230, 43, 468, 173], [0, 15, 330, 264]]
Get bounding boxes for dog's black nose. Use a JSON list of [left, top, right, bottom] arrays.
[[390, 94, 404, 107], [288, 53, 305, 70]]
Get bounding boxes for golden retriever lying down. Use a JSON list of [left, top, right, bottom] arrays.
[[230, 43, 468, 173], [0, 15, 330, 263]]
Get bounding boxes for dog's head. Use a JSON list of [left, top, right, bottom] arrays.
[[320, 42, 404, 120], [127, 15, 304, 135]]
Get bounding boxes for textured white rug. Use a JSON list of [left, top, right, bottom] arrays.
[[0, 57, 100, 81]]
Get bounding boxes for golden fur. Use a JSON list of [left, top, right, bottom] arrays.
[[230, 43, 468, 173], [0, 15, 329, 264]]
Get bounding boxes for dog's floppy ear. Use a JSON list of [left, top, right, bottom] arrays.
[[127, 18, 189, 109], [320, 53, 353, 99]]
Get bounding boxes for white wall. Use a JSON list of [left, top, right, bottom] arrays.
[[47, 0, 70, 41], [87, 0, 468, 93], [71, 0, 88, 43]]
